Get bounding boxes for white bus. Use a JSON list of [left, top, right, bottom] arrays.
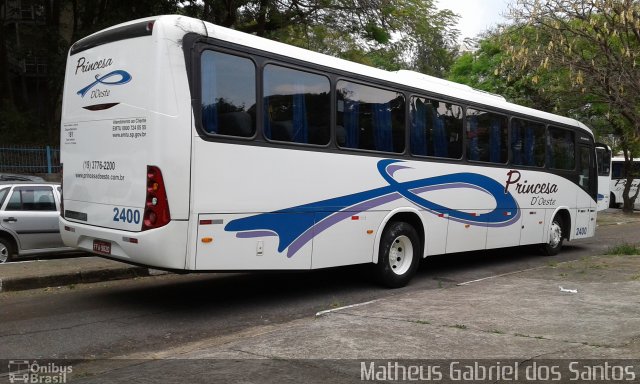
[[595, 144, 612, 211], [60, 15, 604, 287], [610, 156, 640, 209]]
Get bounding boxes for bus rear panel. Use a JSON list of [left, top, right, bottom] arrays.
[[60, 16, 200, 269]]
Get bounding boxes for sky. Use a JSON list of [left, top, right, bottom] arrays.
[[436, 0, 510, 44]]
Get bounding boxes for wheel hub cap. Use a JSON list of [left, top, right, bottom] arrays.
[[389, 235, 413, 275]]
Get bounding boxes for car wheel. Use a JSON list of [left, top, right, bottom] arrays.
[[375, 222, 420, 288], [541, 215, 564, 256], [0, 237, 14, 264]]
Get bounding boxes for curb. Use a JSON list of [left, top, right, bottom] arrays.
[[0, 266, 157, 292]]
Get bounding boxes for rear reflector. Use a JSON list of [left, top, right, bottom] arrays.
[[123, 237, 139, 244]]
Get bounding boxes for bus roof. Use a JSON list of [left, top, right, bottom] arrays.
[[73, 15, 593, 137]]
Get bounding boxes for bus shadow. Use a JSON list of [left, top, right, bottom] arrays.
[[94, 244, 589, 317]]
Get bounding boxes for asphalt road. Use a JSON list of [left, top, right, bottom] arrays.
[[0, 218, 638, 361]]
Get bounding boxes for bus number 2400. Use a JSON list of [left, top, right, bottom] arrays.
[[113, 207, 141, 224]]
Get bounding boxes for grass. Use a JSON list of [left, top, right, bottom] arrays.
[[588, 262, 609, 270], [605, 243, 640, 255]]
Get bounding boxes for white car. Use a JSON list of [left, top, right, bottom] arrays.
[[0, 182, 76, 263]]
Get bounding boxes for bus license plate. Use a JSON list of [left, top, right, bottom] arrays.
[[93, 240, 111, 255]]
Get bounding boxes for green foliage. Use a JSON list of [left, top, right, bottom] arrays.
[[2, 0, 461, 145], [0, 100, 44, 144], [605, 243, 640, 255], [184, 0, 460, 74], [505, 1, 640, 136], [447, 30, 556, 111]]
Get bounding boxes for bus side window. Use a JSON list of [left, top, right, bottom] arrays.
[[511, 118, 545, 167], [578, 146, 592, 191], [336, 81, 405, 153], [201, 51, 256, 137], [612, 162, 623, 179], [466, 108, 508, 163], [547, 127, 575, 170], [410, 97, 463, 159], [263, 65, 330, 145]]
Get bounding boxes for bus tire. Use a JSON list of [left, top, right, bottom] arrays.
[[0, 237, 15, 264], [375, 222, 420, 288], [609, 193, 617, 209], [541, 215, 564, 256]]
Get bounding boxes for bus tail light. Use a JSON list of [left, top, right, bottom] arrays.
[[142, 166, 171, 231]]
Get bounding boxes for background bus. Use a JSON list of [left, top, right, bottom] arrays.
[[610, 156, 640, 209], [595, 144, 612, 211], [60, 15, 601, 287]]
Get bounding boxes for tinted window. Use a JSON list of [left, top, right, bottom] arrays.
[[466, 109, 508, 163], [611, 160, 640, 179], [336, 81, 405, 153], [410, 97, 463, 159], [547, 127, 575, 170], [263, 65, 330, 145], [5, 187, 56, 211], [201, 51, 256, 137], [511, 118, 545, 167], [578, 146, 593, 192], [596, 148, 611, 176]]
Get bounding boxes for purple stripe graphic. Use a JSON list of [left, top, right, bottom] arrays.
[[286, 192, 403, 257], [411, 183, 487, 194], [236, 230, 278, 238], [386, 164, 412, 177]]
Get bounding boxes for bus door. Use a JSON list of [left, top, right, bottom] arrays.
[[595, 144, 612, 211], [575, 145, 597, 238]]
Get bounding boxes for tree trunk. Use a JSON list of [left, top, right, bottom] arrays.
[[621, 150, 638, 214], [621, 175, 638, 213]]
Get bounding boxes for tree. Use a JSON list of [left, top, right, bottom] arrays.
[[2, 0, 460, 147], [505, 0, 640, 212], [180, 0, 460, 75], [447, 31, 558, 111]]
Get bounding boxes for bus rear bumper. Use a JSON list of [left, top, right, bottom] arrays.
[[59, 218, 189, 270]]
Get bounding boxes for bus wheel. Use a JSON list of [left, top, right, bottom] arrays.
[[541, 216, 564, 256], [609, 193, 617, 209], [0, 237, 14, 264], [375, 222, 420, 288]]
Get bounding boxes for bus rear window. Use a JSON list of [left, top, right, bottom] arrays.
[[201, 51, 256, 137]]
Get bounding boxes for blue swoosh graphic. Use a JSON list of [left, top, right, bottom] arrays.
[[225, 159, 520, 257], [77, 70, 132, 97]]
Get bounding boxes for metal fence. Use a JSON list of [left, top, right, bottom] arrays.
[[0, 145, 61, 174]]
